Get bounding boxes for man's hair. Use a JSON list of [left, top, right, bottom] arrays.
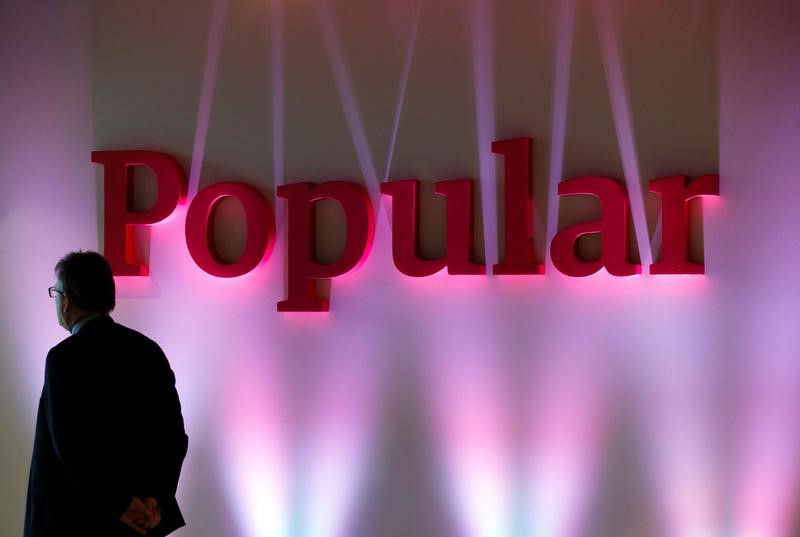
[[55, 251, 116, 314]]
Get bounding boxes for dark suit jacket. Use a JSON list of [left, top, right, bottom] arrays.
[[25, 315, 189, 537]]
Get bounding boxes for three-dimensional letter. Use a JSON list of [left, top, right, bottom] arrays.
[[649, 174, 719, 274], [550, 176, 640, 277], [185, 182, 276, 277], [492, 138, 544, 275], [92, 150, 187, 276], [278, 181, 375, 311], [381, 179, 484, 276]]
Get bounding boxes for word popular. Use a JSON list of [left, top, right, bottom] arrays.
[[93, 138, 718, 312]]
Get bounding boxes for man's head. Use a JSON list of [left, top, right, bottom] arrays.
[[53, 251, 115, 331]]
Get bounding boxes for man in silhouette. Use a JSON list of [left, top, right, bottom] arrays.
[[25, 251, 188, 536]]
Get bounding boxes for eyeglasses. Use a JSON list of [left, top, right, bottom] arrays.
[[48, 286, 64, 298]]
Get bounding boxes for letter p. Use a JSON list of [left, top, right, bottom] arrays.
[[277, 181, 375, 312], [92, 150, 187, 276]]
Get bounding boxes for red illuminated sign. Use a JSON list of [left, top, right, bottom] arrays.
[[92, 138, 719, 312]]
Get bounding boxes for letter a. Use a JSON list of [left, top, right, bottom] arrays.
[[550, 176, 640, 277]]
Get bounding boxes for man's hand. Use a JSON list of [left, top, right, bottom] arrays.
[[120, 496, 161, 535]]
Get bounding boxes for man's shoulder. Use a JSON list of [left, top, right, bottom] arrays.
[[113, 323, 165, 357], [45, 334, 83, 379], [77, 316, 156, 344], [109, 319, 155, 342], [49, 317, 165, 362], [47, 332, 79, 360]]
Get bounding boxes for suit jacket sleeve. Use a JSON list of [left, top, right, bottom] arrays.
[[132, 342, 188, 504]]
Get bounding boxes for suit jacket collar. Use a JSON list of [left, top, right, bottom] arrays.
[[71, 314, 113, 335]]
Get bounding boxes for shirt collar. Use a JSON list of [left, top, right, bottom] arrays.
[[70, 313, 105, 335]]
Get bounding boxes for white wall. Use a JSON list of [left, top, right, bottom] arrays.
[[2, 0, 799, 536]]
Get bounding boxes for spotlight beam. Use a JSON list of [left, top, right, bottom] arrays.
[[188, 0, 229, 199], [466, 0, 498, 267], [270, 0, 286, 230], [591, 0, 653, 271], [310, 0, 381, 208], [382, 0, 423, 184], [545, 0, 577, 271]]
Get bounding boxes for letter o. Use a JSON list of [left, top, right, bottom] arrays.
[[185, 182, 275, 277]]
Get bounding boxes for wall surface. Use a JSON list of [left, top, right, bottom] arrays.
[[2, 0, 799, 536]]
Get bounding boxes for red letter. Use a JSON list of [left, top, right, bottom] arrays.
[[92, 150, 187, 276], [492, 138, 544, 275], [550, 176, 640, 277], [185, 182, 276, 277], [277, 181, 375, 312], [380, 180, 445, 277], [435, 179, 485, 275], [380, 179, 484, 276], [649, 174, 719, 274]]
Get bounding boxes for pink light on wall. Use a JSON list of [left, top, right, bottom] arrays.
[[286, 328, 387, 537], [0, 1, 745, 536], [0, 1, 97, 421], [216, 350, 289, 537], [424, 308, 512, 537], [628, 290, 720, 537], [524, 340, 610, 537], [732, 361, 800, 537], [720, 1, 800, 536], [728, 217, 800, 537]]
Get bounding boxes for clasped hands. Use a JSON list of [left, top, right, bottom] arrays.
[[120, 496, 161, 535]]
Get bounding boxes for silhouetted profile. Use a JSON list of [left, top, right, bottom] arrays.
[[25, 251, 188, 536]]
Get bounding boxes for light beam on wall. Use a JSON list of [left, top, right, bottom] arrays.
[[591, 0, 652, 271], [545, 0, 577, 271], [466, 0, 499, 268], [310, 0, 381, 206], [217, 351, 289, 537], [425, 308, 512, 537], [630, 295, 719, 537], [293, 335, 385, 537], [188, 0, 229, 198], [382, 0, 423, 184], [270, 0, 286, 231], [525, 339, 610, 537]]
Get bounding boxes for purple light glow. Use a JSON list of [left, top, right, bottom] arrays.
[[628, 291, 720, 537], [283, 327, 386, 537], [188, 0, 229, 199], [525, 343, 610, 537], [733, 372, 800, 537], [465, 0, 499, 268], [545, 0, 577, 272], [425, 317, 512, 537], [270, 0, 286, 233], [217, 351, 290, 537], [590, 0, 652, 271], [720, 1, 800, 535], [0, 1, 97, 412], [310, 0, 381, 207], [8, 2, 799, 537], [382, 0, 423, 185]]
